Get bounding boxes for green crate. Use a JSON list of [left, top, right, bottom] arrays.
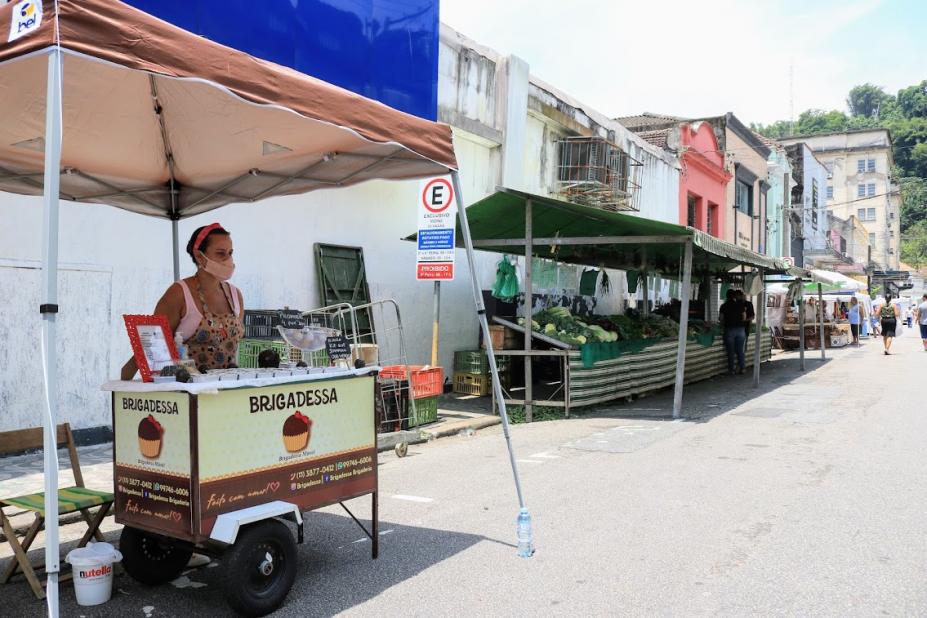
[[453, 350, 511, 375], [237, 339, 329, 368], [407, 396, 439, 428]]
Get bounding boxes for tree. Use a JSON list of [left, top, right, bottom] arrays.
[[847, 83, 892, 118], [900, 220, 927, 269], [897, 80, 927, 118], [899, 177, 927, 231]]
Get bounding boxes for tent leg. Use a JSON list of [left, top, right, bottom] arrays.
[[752, 268, 765, 388], [40, 48, 63, 618], [451, 172, 528, 515], [172, 219, 180, 281], [523, 199, 533, 423], [818, 283, 826, 360], [672, 240, 692, 419], [798, 279, 805, 370]]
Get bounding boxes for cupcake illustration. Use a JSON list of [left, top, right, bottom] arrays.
[[282, 411, 311, 453], [138, 415, 163, 459]]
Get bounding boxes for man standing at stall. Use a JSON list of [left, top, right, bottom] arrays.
[[720, 288, 747, 375], [736, 289, 755, 359]]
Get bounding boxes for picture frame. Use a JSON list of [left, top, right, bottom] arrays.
[[123, 314, 179, 382]]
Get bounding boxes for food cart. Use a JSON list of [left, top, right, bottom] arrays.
[[0, 2, 528, 615], [102, 368, 377, 615]]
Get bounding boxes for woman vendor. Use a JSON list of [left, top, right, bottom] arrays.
[[121, 223, 244, 380]]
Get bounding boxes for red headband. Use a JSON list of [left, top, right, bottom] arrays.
[[193, 223, 224, 254]]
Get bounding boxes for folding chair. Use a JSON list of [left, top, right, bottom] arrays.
[[0, 423, 114, 599]]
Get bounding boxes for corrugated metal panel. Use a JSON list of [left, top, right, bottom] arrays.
[[568, 333, 772, 407]]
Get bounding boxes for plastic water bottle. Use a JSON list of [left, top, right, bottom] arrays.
[[516, 507, 535, 558], [174, 333, 188, 361]]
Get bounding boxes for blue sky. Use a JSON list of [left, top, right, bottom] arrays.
[[440, 0, 927, 125]]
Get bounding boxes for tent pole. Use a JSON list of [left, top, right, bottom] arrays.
[[818, 282, 826, 360], [450, 172, 529, 516], [172, 219, 180, 281], [672, 240, 693, 419], [430, 281, 441, 366], [641, 249, 649, 317], [798, 279, 805, 371], [752, 268, 765, 388], [40, 47, 64, 618], [524, 199, 533, 423]]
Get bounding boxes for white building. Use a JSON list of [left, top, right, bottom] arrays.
[[781, 143, 829, 268], [779, 129, 901, 269], [0, 24, 680, 435]]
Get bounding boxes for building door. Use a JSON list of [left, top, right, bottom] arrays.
[[314, 243, 373, 340]]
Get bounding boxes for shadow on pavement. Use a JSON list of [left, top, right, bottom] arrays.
[[2, 510, 492, 617]]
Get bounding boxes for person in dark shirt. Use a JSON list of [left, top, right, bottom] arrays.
[[736, 289, 756, 359], [720, 288, 747, 375]]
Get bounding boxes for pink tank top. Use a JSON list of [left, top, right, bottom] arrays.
[[175, 279, 241, 342]]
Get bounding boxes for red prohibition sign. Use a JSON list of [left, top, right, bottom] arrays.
[[422, 178, 454, 213]]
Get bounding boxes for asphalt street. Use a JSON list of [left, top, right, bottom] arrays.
[[3, 331, 926, 616]]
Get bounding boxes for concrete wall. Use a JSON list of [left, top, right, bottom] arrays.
[[724, 128, 768, 251], [765, 148, 793, 259]]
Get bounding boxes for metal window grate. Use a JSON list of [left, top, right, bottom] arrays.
[[555, 136, 641, 211]]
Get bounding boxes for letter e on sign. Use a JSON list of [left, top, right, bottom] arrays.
[[422, 178, 454, 213]]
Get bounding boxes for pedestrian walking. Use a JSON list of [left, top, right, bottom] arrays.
[[917, 293, 927, 352], [879, 294, 901, 355], [905, 305, 913, 329], [848, 296, 861, 345], [720, 288, 747, 375]]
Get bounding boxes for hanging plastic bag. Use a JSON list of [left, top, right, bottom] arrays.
[[492, 256, 519, 301]]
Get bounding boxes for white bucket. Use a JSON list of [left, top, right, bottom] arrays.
[[65, 542, 123, 606]]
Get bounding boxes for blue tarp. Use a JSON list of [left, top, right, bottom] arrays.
[[126, 0, 439, 120]]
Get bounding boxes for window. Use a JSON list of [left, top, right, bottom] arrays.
[[890, 211, 895, 219], [826, 185, 833, 200], [867, 183, 876, 197], [857, 184, 865, 197], [890, 230, 895, 238], [869, 233, 876, 246], [867, 207, 876, 220], [867, 158, 876, 172], [857, 208, 866, 220], [857, 159, 865, 173], [707, 203, 717, 237], [811, 179, 819, 229], [735, 180, 752, 215]]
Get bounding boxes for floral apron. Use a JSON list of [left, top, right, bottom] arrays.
[[187, 281, 243, 369]]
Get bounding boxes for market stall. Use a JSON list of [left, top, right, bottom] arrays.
[[0, 2, 527, 614], [444, 188, 794, 420]]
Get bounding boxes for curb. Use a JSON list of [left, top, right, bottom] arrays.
[[374, 414, 500, 452]]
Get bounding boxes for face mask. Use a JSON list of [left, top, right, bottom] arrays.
[[199, 251, 235, 281]]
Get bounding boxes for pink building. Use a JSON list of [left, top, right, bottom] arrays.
[[677, 122, 731, 238]]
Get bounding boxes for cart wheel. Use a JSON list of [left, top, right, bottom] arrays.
[[394, 442, 408, 457], [223, 519, 297, 617], [119, 526, 193, 585]]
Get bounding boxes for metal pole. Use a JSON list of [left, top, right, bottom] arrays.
[[40, 48, 63, 618], [430, 281, 441, 366], [798, 279, 805, 371], [641, 249, 649, 317], [523, 199, 533, 423], [450, 172, 528, 515], [752, 269, 765, 388], [672, 240, 693, 418], [172, 219, 181, 281], [818, 282, 826, 360]]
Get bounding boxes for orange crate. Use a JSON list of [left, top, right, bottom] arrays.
[[379, 365, 444, 399]]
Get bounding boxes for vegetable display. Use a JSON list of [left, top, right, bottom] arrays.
[[517, 307, 716, 348]]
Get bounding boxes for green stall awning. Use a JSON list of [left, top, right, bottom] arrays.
[[441, 188, 796, 280]]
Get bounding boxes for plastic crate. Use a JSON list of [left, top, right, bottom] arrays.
[[379, 365, 443, 399], [238, 339, 330, 368], [407, 396, 439, 428], [454, 350, 511, 374], [453, 371, 510, 396]]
